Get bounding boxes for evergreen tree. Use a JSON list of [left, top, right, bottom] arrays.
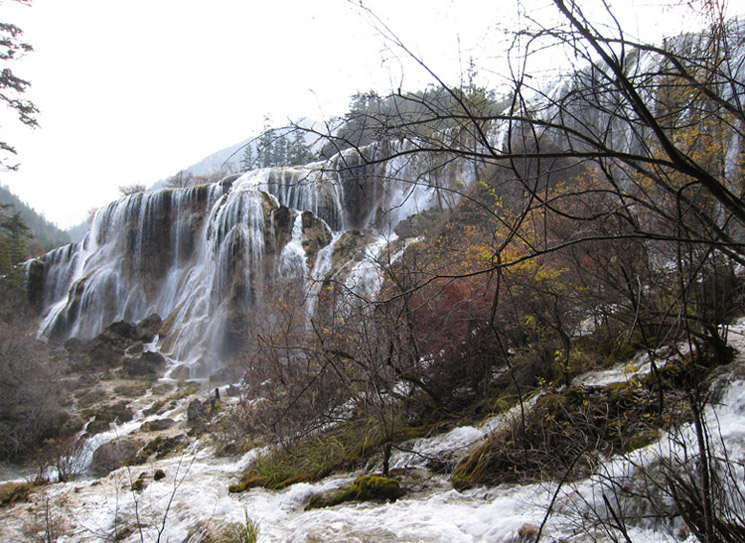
[[1, 2, 39, 171], [0, 185, 70, 253], [273, 132, 288, 166], [290, 131, 310, 166], [0, 204, 29, 321], [241, 118, 314, 171], [257, 116, 274, 168], [240, 144, 255, 171]]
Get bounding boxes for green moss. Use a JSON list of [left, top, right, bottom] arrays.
[[626, 429, 658, 451], [114, 382, 148, 398], [131, 475, 148, 492], [229, 417, 429, 493], [305, 474, 403, 510], [349, 474, 403, 500], [139, 435, 185, 460], [452, 374, 688, 490], [83, 401, 134, 436], [142, 400, 166, 417], [168, 382, 200, 402]]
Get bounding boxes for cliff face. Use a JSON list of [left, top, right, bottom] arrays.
[[31, 141, 475, 378]]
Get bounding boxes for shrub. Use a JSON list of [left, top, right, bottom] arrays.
[[218, 511, 259, 543], [0, 481, 34, 506], [0, 320, 67, 460], [452, 373, 688, 489]]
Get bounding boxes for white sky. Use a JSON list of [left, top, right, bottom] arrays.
[[0, 0, 735, 228]]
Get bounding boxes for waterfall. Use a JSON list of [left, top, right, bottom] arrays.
[[32, 142, 475, 378]]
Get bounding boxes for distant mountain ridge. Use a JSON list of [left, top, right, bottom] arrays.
[[183, 139, 250, 177]]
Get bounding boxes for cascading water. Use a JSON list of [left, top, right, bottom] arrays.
[[31, 141, 476, 378]]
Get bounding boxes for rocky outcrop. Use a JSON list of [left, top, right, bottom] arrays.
[[301, 211, 332, 265], [90, 436, 144, 476], [65, 315, 163, 373], [122, 351, 166, 379]]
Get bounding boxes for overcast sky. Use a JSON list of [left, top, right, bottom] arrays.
[[0, 0, 733, 228]]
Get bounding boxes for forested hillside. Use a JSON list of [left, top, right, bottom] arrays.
[[0, 185, 70, 255]]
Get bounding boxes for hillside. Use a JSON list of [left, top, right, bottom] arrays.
[[0, 184, 70, 256]]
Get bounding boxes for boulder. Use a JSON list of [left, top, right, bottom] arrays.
[[123, 351, 166, 378], [140, 418, 175, 432], [136, 313, 162, 342], [107, 320, 138, 341], [169, 364, 192, 381], [187, 399, 206, 426], [90, 437, 144, 476], [64, 316, 162, 370]]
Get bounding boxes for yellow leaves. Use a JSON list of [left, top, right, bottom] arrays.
[[524, 314, 537, 329]]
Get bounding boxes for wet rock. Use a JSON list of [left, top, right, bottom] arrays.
[[90, 437, 144, 476], [516, 523, 539, 542], [140, 418, 175, 432], [124, 341, 144, 357], [273, 205, 294, 252], [83, 402, 134, 437], [123, 351, 166, 378], [107, 320, 138, 340], [25, 257, 45, 313], [136, 313, 162, 342], [64, 317, 161, 370], [301, 210, 332, 264], [187, 399, 206, 426], [169, 364, 192, 381]]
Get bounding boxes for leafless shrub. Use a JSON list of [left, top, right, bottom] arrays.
[[0, 320, 67, 460]]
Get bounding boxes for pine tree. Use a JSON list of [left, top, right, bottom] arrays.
[[241, 144, 255, 171], [0, 204, 29, 321], [258, 116, 275, 169]]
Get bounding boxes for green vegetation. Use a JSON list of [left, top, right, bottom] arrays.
[[169, 382, 200, 401], [0, 16, 38, 172], [218, 511, 260, 543], [452, 349, 727, 490], [0, 185, 70, 254], [82, 401, 134, 437], [229, 416, 428, 492], [306, 474, 403, 510], [241, 116, 313, 171], [319, 86, 507, 159], [138, 435, 185, 460]]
